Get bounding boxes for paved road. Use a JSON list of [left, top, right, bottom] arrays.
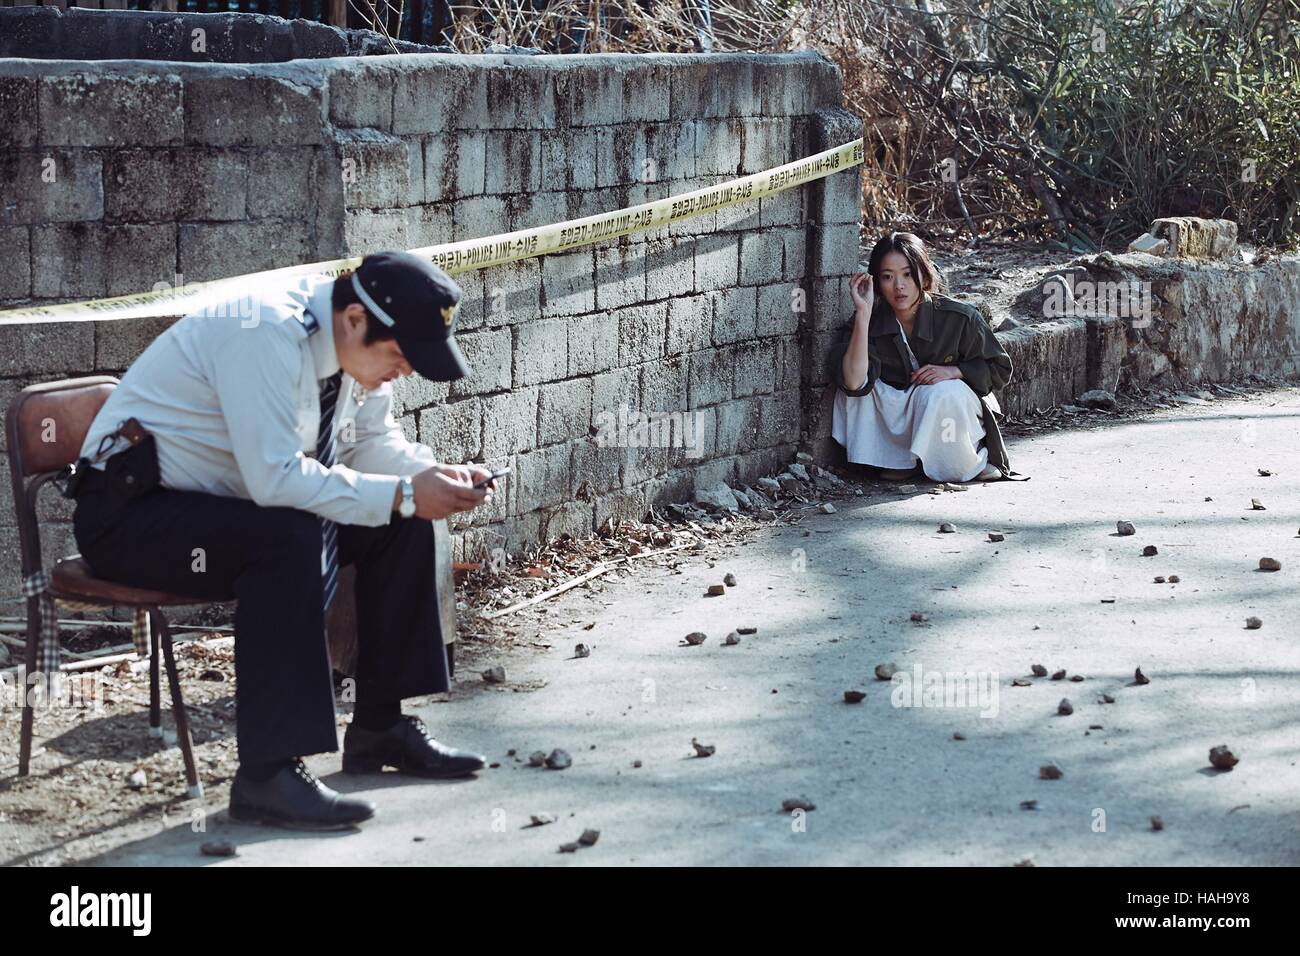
[[91, 388, 1300, 865]]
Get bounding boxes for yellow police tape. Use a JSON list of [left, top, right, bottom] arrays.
[[0, 138, 864, 326]]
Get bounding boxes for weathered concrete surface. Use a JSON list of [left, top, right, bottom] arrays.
[[79, 386, 1300, 866]]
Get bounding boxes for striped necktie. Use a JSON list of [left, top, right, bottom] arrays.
[[317, 371, 343, 613]]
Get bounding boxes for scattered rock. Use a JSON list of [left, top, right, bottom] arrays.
[[632, 760, 642, 768], [1069, 674, 1085, 682], [1116, 520, 1135, 536], [898, 484, 917, 493], [736, 626, 758, 635], [1014, 858, 1036, 867], [528, 813, 557, 827], [199, 669, 226, 682], [952, 732, 966, 741], [481, 666, 506, 684], [756, 477, 782, 494], [691, 737, 715, 758], [910, 611, 929, 623], [1150, 816, 1164, 832], [128, 769, 147, 790], [781, 797, 816, 812], [1250, 498, 1266, 510], [723, 572, 737, 586], [988, 532, 1005, 542], [1088, 724, 1103, 730], [1134, 667, 1150, 685], [545, 749, 572, 770], [683, 631, 707, 646], [1168, 574, 1181, 583], [200, 840, 236, 858], [1258, 557, 1281, 571], [528, 751, 547, 767], [1020, 799, 1039, 811], [706, 583, 726, 596], [1058, 698, 1074, 716], [1031, 664, 1048, 677], [1257, 468, 1273, 477], [578, 829, 600, 846], [819, 502, 836, 514], [1012, 678, 1033, 687], [1208, 745, 1239, 770], [787, 463, 811, 482], [1039, 764, 1064, 780], [1153, 575, 1166, 583], [723, 632, 741, 646], [1245, 616, 1262, 630], [1100, 596, 1117, 603], [874, 662, 899, 680], [1079, 389, 1118, 410], [1101, 694, 1115, 704], [1051, 669, 1066, 681], [694, 482, 740, 514], [938, 522, 957, 533], [574, 643, 591, 658], [1142, 545, 1158, 556], [558, 842, 581, 853], [843, 690, 866, 703]]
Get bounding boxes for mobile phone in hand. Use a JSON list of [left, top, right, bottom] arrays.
[[472, 467, 511, 490]]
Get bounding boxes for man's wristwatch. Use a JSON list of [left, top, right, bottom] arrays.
[[398, 475, 416, 519]]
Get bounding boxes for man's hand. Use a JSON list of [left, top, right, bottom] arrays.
[[912, 364, 963, 386], [406, 465, 490, 520], [436, 463, 499, 494]]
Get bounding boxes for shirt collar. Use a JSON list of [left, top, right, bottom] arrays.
[[870, 291, 936, 340], [304, 276, 340, 382]]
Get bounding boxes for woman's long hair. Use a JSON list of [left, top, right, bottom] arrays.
[[864, 232, 946, 318]]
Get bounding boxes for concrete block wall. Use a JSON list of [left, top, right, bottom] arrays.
[[0, 29, 857, 590]]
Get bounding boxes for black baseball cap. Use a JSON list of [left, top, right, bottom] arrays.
[[350, 251, 470, 382]]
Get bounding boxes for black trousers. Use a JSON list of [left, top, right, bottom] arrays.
[[72, 481, 450, 766]]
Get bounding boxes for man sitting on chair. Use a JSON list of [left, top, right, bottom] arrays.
[[70, 251, 497, 830]]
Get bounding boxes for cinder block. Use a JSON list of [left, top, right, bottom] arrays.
[[567, 312, 619, 377], [591, 365, 639, 418], [689, 347, 734, 407], [486, 66, 557, 130], [40, 73, 183, 147], [810, 276, 848, 331], [758, 390, 802, 444], [447, 269, 485, 331], [712, 286, 758, 345], [335, 129, 412, 210], [621, 64, 672, 123], [618, 303, 666, 367], [179, 219, 312, 283], [557, 66, 624, 129], [451, 194, 508, 243], [0, 320, 93, 376], [406, 203, 455, 251], [482, 385, 539, 457], [184, 74, 325, 147], [693, 119, 744, 176], [759, 189, 803, 227], [540, 249, 596, 317], [572, 437, 622, 496], [732, 341, 777, 398], [106, 224, 177, 297], [343, 208, 409, 255], [94, 316, 179, 370], [393, 62, 486, 135], [391, 375, 450, 416], [741, 117, 790, 174], [539, 377, 593, 446], [756, 282, 801, 337], [513, 317, 569, 386], [419, 396, 483, 462], [483, 131, 542, 195], [105, 148, 248, 223], [645, 237, 694, 302], [542, 499, 596, 543], [328, 60, 396, 131], [0, 227, 31, 299], [541, 130, 597, 192], [670, 59, 754, 120], [448, 328, 512, 398], [32, 222, 107, 298], [689, 456, 737, 492], [715, 199, 762, 233], [820, 165, 862, 224], [715, 397, 762, 454], [424, 132, 487, 202], [644, 122, 696, 183], [778, 227, 807, 281], [480, 258, 542, 328], [0, 150, 103, 226], [776, 336, 802, 390], [739, 231, 784, 286], [694, 232, 739, 292], [593, 483, 651, 528], [640, 356, 689, 413], [595, 244, 646, 312], [811, 223, 860, 277], [507, 190, 567, 234], [666, 294, 713, 356], [0, 77, 38, 149], [514, 441, 570, 512]]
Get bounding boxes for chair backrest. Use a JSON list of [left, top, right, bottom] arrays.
[[5, 377, 118, 578]]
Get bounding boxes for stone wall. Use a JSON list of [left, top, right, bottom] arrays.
[[0, 14, 859, 598]]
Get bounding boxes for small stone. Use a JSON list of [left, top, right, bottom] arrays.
[[1258, 557, 1281, 571], [1153, 575, 1166, 583], [1208, 745, 1239, 770], [1150, 816, 1164, 832], [1020, 800, 1039, 811], [200, 840, 236, 858], [578, 828, 600, 846], [528, 751, 547, 767], [938, 522, 956, 533], [1257, 468, 1273, 477], [781, 797, 815, 812], [529, 813, 557, 827], [1100, 596, 1117, 603], [1134, 667, 1150, 685], [723, 572, 737, 586], [910, 611, 929, 623], [1101, 694, 1115, 704], [1039, 764, 1064, 780], [683, 631, 707, 646], [199, 668, 226, 682], [898, 484, 917, 493], [481, 665, 506, 684], [1069, 674, 1085, 682], [952, 732, 966, 741], [128, 769, 147, 790], [1014, 858, 1036, 867], [1245, 616, 1262, 629], [558, 842, 581, 853], [1031, 664, 1048, 677], [706, 584, 726, 596], [1142, 545, 1158, 556], [787, 463, 810, 482], [1116, 520, 1136, 535], [632, 760, 642, 768], [1079, 389, 1118, 410], [819, 502, 836, 514], [1167, 574, 1180, 583], [1012, 678, 1032, 687], [691, 737, 715, 758], [574, 643, 591, 658], [723, 632, 741, 646], [843, 690, 866, 703], [507, 748, 517, 757], [1058, 698, 1074, 716], [736, 626, 757, 635], [1250, 498, 1266, 510], [1051, 669, 1066, 681], [1089, 724, 1104, 730], [874, 662, 899, 680], [545, 749, 572, 770], [988, 532, 1005, 542]]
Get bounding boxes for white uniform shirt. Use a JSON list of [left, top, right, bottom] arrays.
[[80, 274, 438, 527]]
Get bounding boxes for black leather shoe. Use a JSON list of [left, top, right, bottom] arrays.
[[342, 715, 486, 778], [229, 759, 375, 831]]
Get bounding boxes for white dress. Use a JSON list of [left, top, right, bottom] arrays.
[[831, 325, 991, 482]]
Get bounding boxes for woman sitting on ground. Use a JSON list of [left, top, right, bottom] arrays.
[[830, 231, 1024, 482]]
